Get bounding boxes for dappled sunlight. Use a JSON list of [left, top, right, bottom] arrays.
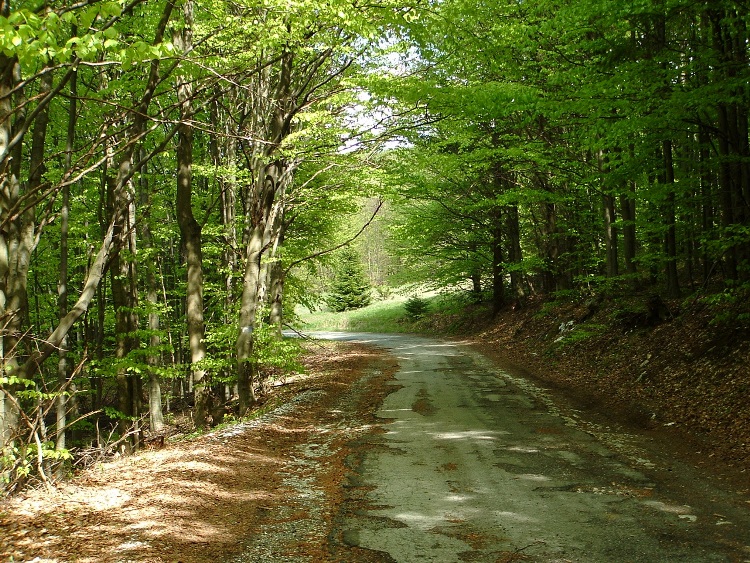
[[494, 510, 538, 523], [642, 500, 695, 516], [514, 473, 552, 482], [393, 511, 451, 530], [429, 430, 501, 441], [445, 494, 474, 502], [504, 445, 540, 453]]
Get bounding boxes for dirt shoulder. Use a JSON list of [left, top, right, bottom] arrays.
[[0, 342, 398, 563], [460, 295, 750, 485]]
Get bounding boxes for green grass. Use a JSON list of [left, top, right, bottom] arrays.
[[294, 294, 425, 333]]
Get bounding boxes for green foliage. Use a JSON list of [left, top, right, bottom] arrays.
[[553, 323, 607, 347], [250, 316, 303, 381], [403, 296, 429, 320], [5, 0, 750, 497], [2, 441, 72, 491], [102, 406, 132, 421], [702, 289, 750, 328], [298, 294, 411, 333], [325, 248, 372, 312]]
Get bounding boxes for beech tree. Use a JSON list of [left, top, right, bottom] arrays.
[[5, 0, 747, 493], [0, 0, 407, 486], [379, 0, 750, 306]]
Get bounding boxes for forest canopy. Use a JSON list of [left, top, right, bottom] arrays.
[[1, 0, 749, 491]]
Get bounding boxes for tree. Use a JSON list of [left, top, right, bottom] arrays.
[[325, 248, 372, 312], [372, 0, 750, 305]]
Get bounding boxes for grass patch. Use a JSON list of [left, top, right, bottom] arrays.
[[294, 294, 435, 333]]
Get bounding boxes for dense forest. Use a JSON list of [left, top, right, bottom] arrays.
[[1, 0, 749, 492]]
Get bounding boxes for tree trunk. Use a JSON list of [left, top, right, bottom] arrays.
[[710, 9, 741, 281], [214, 96, 238, 322], [506, 204, 524, 299], [663, 140, 680, 298], [236, 220, 265, 413], [491, 211, 504, 316], [57, 59, 76, 452], [265, 210, 287, 337], [268, 261, 285, 337], [110, 184, 140, 449], [174, 0, 209, 427], [235, 44, 294, 412], [103, 0, 174, 446], [620, 179, 637, 276], [138, 156, 164, 434], [0, 41, 19, 447], [236, 161, 289, 411]]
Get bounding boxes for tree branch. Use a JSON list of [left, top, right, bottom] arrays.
[[285, 199, 383, 273]]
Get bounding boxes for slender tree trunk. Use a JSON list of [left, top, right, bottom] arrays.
[[620, 178, 637, 276], [491, 210, 504, 316], [57, 63, 75, 452], [266, 211, 286, 337], [467, 242, 481, 300], [603, 193, 618, 278], [710, 9, 740, 280], [110, 183, 140, 449], [268, 261, 285, 337], [506, 204, 523, 299], [174, 0, 209, 427], [214, 96, 238, 321], [138, 156, 164, 434], [103, 0, 174, 446], [663, 140, 680, 298]]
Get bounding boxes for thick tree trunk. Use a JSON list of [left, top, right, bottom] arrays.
[[236, 220, 265, 413], [0, 50, 53, 447], [236, 159, 291, 411], [0, 45, 18, 447]]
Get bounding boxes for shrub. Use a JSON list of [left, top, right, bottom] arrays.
[[404, 296, 429, 320]]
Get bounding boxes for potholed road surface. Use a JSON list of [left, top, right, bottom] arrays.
[[312, 332, 750, 562]]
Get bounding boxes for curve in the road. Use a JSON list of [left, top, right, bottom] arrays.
[[312, 331, 750, 563]]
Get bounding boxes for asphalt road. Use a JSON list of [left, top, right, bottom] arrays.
[[311, 332, 750, 563]]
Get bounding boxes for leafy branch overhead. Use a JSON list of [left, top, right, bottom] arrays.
[[1, 0, 750, 494]]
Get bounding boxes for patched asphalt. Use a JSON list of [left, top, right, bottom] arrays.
[[313, 332, 750, 563]]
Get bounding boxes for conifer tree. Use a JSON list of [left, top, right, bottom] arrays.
[[326, 248, 372, 312]]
